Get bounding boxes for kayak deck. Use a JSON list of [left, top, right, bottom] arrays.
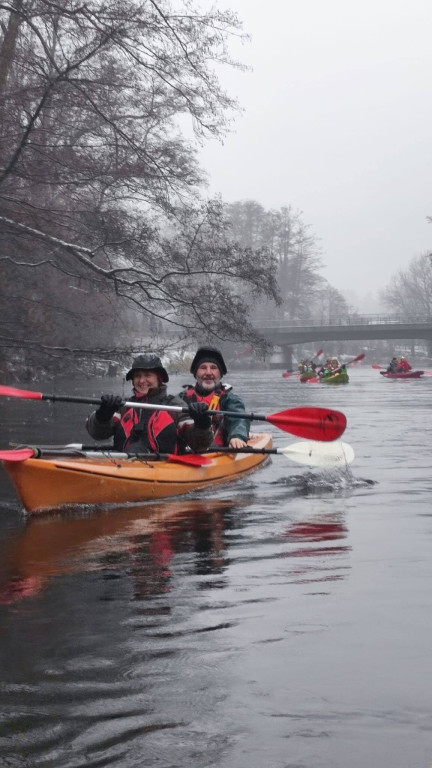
[[3, 434, 272, 514], [321, 371, 349, 385]]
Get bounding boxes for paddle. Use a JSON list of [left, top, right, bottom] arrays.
[[334, 352, 365, 372], [0, 385, 347, 441], [0, 447, 212, 466], [206, 440, 355, 468], [56, 441, 354, 469], [0, 440, 355, 468], [282, 349, 323, 378]]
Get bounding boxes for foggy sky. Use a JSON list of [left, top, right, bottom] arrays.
[[199, 0, 432, 309]]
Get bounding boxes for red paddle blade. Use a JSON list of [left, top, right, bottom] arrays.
[[351, 353, 365, 365], [0, 385, 42, 400], [167, 453, 212, 466], [266, 407, 347, 441], [314, 349, 323, 358], [0, 448, 35, 462], [371, 364, 383, 369]]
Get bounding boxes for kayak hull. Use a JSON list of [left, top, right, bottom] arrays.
[[379, 370, 424, 379], [3, 434, 272, 515], [299, 372, 317, 383], [321, 371, 349, 385]]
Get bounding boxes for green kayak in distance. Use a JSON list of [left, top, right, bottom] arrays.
[[321, 370, 349, 385]]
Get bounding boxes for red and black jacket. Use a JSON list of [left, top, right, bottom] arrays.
[[86, 386, 184, 454], [116, 405, 177, 453]]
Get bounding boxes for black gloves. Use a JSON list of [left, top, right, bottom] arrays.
[[96, 394, 123, 422], [188, 401, 212, 429]]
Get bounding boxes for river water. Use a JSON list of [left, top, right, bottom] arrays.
[[0, 366, 431, 768]]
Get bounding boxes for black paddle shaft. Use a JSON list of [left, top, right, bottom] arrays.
[[39, 394, 267, 422]]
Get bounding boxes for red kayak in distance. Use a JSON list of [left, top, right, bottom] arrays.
[[379, 370, 424, 379]]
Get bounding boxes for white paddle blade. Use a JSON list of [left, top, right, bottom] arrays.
[[279, 440, 355, 468]]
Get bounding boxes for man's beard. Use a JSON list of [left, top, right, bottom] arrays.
[[196, 377, 221, 395]]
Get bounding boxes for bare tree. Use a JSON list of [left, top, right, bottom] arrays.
[[314, 284, 350, 325], [226, 202, 324, 322], [381, 252, 432, 318], [0, 198, 280, 370], [0, 0, 282, 372], [0, 0, 243, 202]]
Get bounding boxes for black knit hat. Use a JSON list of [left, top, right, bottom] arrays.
[[190, 346, 227, 377], [126, 353, 169, 382]]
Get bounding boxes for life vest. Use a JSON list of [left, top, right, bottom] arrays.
[[114, 406, 177, 452], [182, 387, 224, 445], [397, 360, 411, 372]]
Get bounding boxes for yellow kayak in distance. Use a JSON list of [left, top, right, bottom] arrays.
[[3, 434, 272, 515]]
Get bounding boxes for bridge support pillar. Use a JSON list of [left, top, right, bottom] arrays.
[[281, 345, 293, 370]]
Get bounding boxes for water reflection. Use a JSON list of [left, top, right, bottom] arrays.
[[281, 509, 351, 586], [0, 498, 245, 605]]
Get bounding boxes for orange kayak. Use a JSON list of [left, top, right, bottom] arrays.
[[3, 434, 272, 515]]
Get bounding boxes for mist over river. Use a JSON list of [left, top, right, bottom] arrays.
[[0, 366, 431, 768]]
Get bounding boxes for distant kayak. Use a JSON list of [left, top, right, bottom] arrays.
[[380, 370, 424, 379], [299, 371, 318, 383], [321, 371, 349, 385]]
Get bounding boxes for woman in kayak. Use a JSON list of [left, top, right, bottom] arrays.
[[396, 356, 412, 373], [86, 353, 212, 454]]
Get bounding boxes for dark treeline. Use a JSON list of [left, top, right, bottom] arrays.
[[0, 0, 357, 381], [0, 0, 281, 378]]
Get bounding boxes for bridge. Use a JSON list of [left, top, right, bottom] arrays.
[[258, 314, 432, 368]]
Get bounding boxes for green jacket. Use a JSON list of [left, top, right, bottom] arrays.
[[179, 384, 250, 446]]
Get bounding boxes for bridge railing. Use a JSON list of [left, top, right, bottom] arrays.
[[258, 314, 431, 328]]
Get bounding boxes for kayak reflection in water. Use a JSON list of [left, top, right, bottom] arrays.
[[282, 510, 351, 585], [0, 499, 240, 604]]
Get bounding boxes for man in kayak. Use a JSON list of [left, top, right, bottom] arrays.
[[396, 356, 412, 373], [319, 356, 336, 378], [86, 353, 213, 454], [316, 356, 332, 377], [179, 346, 249, 449], [386, 357, 399, 373]]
